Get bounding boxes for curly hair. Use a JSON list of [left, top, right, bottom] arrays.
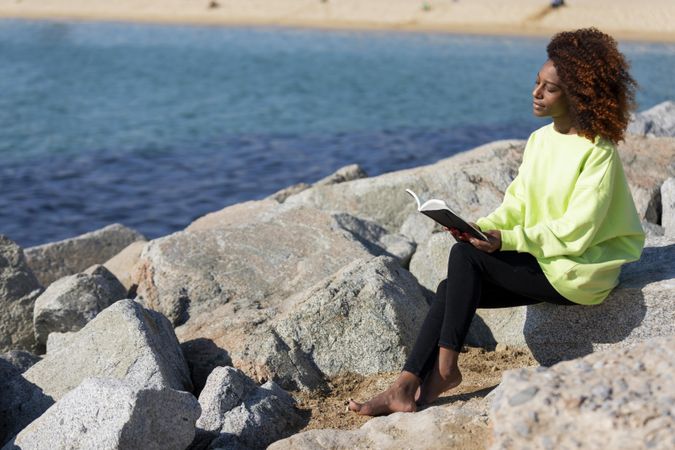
[[546, 28, 637, 144]]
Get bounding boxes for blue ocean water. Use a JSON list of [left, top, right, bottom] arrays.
[[1, 20, 674, 247]]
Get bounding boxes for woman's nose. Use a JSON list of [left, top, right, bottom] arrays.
[[532, 84, 543, 98]]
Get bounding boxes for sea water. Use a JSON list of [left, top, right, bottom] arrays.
[[0, 20, 673, 247]]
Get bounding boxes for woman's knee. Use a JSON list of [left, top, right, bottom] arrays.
[[448, 241, 478, 265]]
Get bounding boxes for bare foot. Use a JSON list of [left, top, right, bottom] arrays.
[[348, 371, 419, 416], [417, 347, 463, 405], [417, 367, 462, 405]]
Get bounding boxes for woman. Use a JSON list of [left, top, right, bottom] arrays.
[[349, 28, 645, 416]]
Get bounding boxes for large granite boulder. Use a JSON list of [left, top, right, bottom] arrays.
[[269, 163, 368, 203], [33, 265, 127, 346], [187, 256, 429, 391], [408, 232, 456, 293], [0, 235, 43, 353], [103, 240, 147, 292], [0, 350, 41, 373], [490, 334, 675, 450], [24, 299, 192, 400], [628, 100, 675, 137], [270, 395, 490, 450], [662, 177, 675, 237], [193, 366, 303, 449], [617, 135, 675, 223], [134, 206, 379, 327], [185, 199, 281, 232], [467, 236, 675, 365], [3, 378, 200, 450], [25, 223, 145, 287], [0, 359, 53, 447]]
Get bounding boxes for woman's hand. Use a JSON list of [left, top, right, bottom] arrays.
[[445, 226, 501, 253]]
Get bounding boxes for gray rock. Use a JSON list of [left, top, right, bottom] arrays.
[[467, 237, 675, 365], [642, 220, 665, 237], [399, 211, 437, 245], [269, 164, 368, 203], [662, 177, 675, 237], [103, 240, 147, 292], [270, 396, 490, 450], [408, 232, 456, 293], [0, 235, 43, 353], [24, 299, 192, 400], [315, 163, 368, 186], [33, 265, 127, 346], [25, 223, 145, 287], [196, 367, 302, 450], [135, 206, 377, 327], [628, 100, 675, 137], [268, 182, 311, 203], [181, 338, 233, 396], [618, 135, 675, 222], [489, 335, 675, 450], [186, 199, 281, 232], [45, 331, 77, 354], [3, 377, 200, 450], [236, 256, 429, 391], [331, 212, 416, 267], [0, 359, 53, 447], [0, 350, 41, 372]]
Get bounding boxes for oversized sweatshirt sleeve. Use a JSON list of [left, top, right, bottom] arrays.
[[499, 145, 616, 259]]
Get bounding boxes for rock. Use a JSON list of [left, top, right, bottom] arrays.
[[662, 177, 675, 237], [134, 206, 377, 327], [467, 236, 675, 365], [4, 378, 200, 450], [32, 265, 127, 346], [489, 335, 675, 450], [186, 199, 281, 232], [400, 211, 437, 245], [628, 100, 675, 137], [45, 331, 77, 354], [270, 395, 490, 450], [642, 220, 665, 237], [0, 359, 53, 447], [408, 232, 456, 293], [103, 240, 147, 292], [269, 164, 368, 203], [617, 135, 675, 222], [315, 163, 368, 186], [0, 350, 41, 372], [24, 223, 145, 287], [180, 338, 233, 396], [24, 299, 192, 400], [195, 366, 303, 450], [234, 256, 429, 391], [0, 235, 43, 353], [331, 212, 416, 267]]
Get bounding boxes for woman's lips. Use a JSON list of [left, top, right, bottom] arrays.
[[533, 102, 545, 110]]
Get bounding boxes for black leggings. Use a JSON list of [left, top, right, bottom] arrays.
[[402, 242, 575, 379]]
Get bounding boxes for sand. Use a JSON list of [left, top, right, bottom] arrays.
[[289, 345, 537, 445], [0, 0, 674, 42]]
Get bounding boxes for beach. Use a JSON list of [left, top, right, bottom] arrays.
[[0, 0, 674, 42]]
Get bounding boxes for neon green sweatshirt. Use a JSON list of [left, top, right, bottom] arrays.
[[476, 123, 645, 305]]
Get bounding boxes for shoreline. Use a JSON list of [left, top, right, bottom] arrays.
[[1, 0, 674, 44]]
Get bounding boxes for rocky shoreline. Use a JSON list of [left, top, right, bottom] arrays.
[[1, 101, 674, 449]]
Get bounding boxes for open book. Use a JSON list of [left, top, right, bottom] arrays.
[[406, 189, 488, 241]]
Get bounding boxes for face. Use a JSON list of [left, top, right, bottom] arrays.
[[532, 60, 569, 119]]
